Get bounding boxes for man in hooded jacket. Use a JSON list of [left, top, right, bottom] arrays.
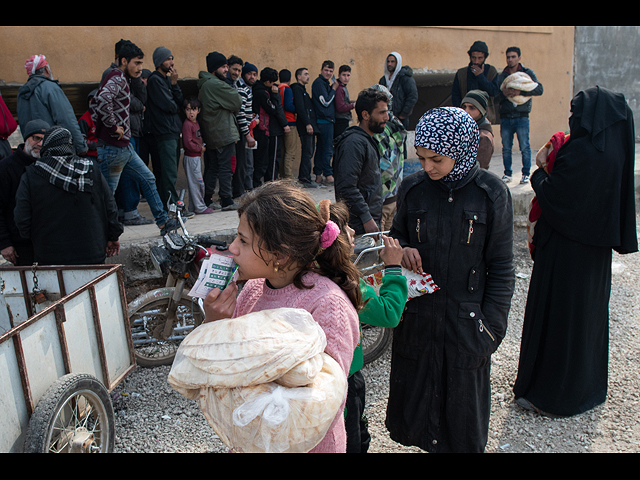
[[378, 52, 418, 130], [17, 55, 88, 156], [333, 88, 389, 235]]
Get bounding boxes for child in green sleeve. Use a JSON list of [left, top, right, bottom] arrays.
[[329, 202, 408, 453]]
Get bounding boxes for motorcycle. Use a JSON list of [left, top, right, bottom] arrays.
[[128, 190, 393, 367], [127, 190, 228, 367]]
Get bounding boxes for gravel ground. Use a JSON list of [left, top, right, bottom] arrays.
[[112, 219, 640, 453]]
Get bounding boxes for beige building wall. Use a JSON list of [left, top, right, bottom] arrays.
[[0, 25, 575, 151]]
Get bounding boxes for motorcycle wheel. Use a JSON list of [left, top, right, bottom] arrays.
[[128, 287, 204, 367], [361, 324, 393, 365]]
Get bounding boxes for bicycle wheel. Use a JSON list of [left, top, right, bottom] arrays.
[[128, 287, 204, 367]]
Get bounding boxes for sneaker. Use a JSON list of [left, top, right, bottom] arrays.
[[208, 202, 222, 210], [183, 210, 196, 219], [196, 208, 215, 215], [221, 202, 239, 212], [123, 216, 153, 226], [502, 175, 512, 184], [220, 198, 240, 211], [520, 175, 530, 184], [300, 180, 326, 189]]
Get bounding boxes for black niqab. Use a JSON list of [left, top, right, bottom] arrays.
[[534, 86, 637, 254]]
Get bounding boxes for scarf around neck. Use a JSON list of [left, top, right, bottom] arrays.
[[34, 126, 94, 193], [414, 107, 479, 182]]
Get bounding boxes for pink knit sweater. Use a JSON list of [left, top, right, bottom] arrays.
[[233, 272, 360, 453]]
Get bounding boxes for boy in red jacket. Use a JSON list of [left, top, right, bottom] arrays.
[[182, 97, 215, 214]]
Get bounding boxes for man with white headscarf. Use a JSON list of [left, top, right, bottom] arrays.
[[17, 55, 88, 156], [378, 52, 418, 130], [385, 107, 515, 453]]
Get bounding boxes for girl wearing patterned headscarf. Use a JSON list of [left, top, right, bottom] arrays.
[[385, 107, 515, 453]]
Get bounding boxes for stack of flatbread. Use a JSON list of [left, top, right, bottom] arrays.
[[168, 308, 346, 453], [500, 72, 539, 106]]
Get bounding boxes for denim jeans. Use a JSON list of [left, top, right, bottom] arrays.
[[97, 143, 168, 227], [314, 121, 334, 177], [500, 116, 531, 177]]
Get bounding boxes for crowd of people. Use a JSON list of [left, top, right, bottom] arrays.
[[0, 36, 637, 454]]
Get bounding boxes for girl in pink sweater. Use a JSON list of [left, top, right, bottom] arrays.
[[203, 181, 362, 453]]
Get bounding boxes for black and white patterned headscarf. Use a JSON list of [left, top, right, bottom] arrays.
[[414, 107, 479, 182], [34, 126, 94, 193]]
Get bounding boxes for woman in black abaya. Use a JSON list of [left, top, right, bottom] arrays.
[[513, 86, 638, 417]]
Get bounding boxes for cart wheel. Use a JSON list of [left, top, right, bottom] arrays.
[[23, 373, 115, 453], [362, 325, 393, 365], [128, 287, 204, 367]]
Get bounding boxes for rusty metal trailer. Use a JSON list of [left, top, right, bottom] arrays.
[[0, 264, 135, 453]]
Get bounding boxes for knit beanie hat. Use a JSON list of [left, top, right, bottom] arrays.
[[461, 89, 489, 118], [242, 62, 258, 76], [467, 40, 489, 57], [22, 119, 50, 141], [153, 46, 173, 68], [206, 51, 227, 73]]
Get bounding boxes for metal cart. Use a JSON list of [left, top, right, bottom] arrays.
[[0, 264, 135, 453]]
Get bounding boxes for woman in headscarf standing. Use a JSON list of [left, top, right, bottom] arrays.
[[513, 86, 638, 417], [385, 107, 515, 452]]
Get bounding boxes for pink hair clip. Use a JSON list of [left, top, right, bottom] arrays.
[[320, 220, 340, 249]]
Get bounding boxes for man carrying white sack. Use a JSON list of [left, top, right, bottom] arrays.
[[496, 46, 544, 185]]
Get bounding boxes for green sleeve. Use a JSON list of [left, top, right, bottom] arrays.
[[359, 268, 408, 328]]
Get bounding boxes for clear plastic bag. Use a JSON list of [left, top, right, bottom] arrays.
[[198, 353, 346, 453], [168, 308, 346, 453], [168, 308, 327, 394]]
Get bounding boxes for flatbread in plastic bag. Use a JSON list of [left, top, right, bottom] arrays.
[[168, 308, 347, 452], [500, 72, 539, 106], [168, 308, 327, 396], [198, 353, 346, 453]]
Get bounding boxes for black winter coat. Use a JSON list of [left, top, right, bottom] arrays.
[[379, 66, 419, 120], [333, 126, 383, 235], [0, 145, 35, 263], [146, 71, 183, 138], [14, 159, 123, 265], [385, 165, 515, 453], [252, 81, 288, 137], [290, 82, 318, 136]]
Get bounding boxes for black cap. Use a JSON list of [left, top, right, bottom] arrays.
[[22, 119, 50, 140]]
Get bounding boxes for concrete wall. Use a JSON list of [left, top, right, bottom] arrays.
[[0, 25, 575, 151], [574, 26, 640, 141]]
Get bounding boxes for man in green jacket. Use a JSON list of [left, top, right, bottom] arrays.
[[198, 51, 243, 211]]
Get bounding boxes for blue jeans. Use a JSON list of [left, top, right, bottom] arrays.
[[314, 121, 334, 177], [500, 117, 531, 177], [97, 144, 168, 227]]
